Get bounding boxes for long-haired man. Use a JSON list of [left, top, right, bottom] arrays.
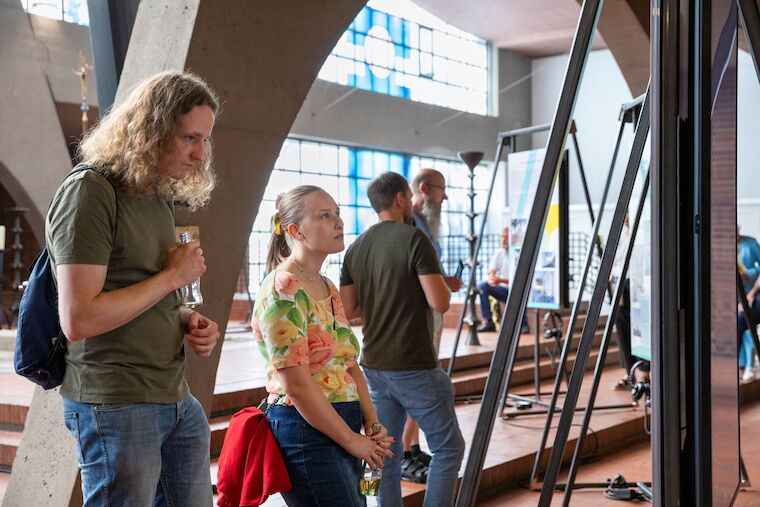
[[47, 71, 221, 506]]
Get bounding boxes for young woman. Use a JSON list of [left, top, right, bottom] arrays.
[[252, 185, 394, 506]]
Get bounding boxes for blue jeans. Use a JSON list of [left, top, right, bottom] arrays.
[[62, 395, 212, 507], [478, 282, 509, 322], [268, 401, 365, 507], [364, 367, 465, 507]]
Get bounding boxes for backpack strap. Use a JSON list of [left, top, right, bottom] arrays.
[[62, 163, 119, 242]]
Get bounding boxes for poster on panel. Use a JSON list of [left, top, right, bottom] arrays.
[[507, 148, 565, 310], [629, 147, 651, 361]]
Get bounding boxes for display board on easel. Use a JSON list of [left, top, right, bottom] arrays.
[[507, 148, 569, 310], [629, 150, 651, 361]]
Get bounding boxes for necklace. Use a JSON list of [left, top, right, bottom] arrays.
[[291, 258, 322, 284], [289, 258, 337, 330]]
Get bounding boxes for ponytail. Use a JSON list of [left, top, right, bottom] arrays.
[[266, 214, 291, 272]]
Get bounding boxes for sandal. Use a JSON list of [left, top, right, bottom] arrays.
[[401, 456, 429, 483], [612, 377, 630, 391]]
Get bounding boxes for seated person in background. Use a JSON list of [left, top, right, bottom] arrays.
[[477, 227, 530, 334]]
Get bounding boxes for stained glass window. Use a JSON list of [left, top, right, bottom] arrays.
[[319, 0, 490, 115], [246, 138, 489, 296], [20, 0, 89, 25]]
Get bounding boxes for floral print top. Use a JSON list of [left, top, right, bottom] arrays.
[[252, 269, 361, 406]]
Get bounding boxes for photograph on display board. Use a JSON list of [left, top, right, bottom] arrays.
[[507, 148, 568, 310]]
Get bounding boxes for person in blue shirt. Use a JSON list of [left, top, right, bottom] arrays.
[[739, 230, 760, 293], [738, 230, 760, 380]]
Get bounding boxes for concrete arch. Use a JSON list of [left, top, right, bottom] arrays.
[[6, 1, 367, 504], [596, 0, 651, 97], [0, 0, 73, 246]]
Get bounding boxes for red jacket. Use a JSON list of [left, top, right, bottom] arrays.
[[217, 407, 291, 507]]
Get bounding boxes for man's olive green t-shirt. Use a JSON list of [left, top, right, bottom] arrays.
[[46, 169, 187, 404], [340, 221, 442, 370]]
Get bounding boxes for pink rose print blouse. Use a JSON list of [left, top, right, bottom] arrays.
[[252, 269, 361, 406]]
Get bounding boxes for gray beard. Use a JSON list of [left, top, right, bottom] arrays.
[[420, 199, 442, 240]]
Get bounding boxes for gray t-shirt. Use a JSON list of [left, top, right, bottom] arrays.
[[340, 220, 442, 370], [46, 169, 187, 404]]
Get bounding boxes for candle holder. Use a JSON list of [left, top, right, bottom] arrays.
[[458, 151, 484, 346], [0, 225, 6, 328], [9, 207, 28, 327]]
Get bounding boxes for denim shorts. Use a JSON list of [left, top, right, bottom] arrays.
[[267, 401, 366, 507]]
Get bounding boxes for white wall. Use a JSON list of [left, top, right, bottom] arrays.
[[738, 49, 760, 240], [530, 48, 760, 242], [530, 49, 635, 215]]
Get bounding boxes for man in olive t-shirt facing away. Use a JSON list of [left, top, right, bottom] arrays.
[[46, 72, 221, 506], [340, 172, 465, 507]]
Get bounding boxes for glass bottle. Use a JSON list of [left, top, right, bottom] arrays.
[[178, 231, 203, 307], [359, 462, 381, 496]]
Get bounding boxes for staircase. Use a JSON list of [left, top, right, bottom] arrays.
[[0, 308, 665, 505]]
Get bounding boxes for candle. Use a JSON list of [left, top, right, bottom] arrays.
[[0, 225, 6, 251]]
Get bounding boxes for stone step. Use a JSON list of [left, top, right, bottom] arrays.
[[207, 368, 650, 507], [208, 340, 619, 460], [0, 430, 21, 469], [450, 346, 621, 398]]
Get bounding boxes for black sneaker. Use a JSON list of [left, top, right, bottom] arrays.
[[477, 322, 496, 333]]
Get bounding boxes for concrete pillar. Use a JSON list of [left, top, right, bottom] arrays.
[[6, 0, 365, 504], [1, 1, 76, 503], [0, 0, 73, 244]]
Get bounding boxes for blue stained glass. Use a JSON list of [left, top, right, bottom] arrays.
[[354, 8, 371, 34], [401, 156, 412, 178], [356, 63, 372, 91], [389, 79, 405, 98], [373, 152, 390, 175], [357, 150, 374, 178], [389, 154, 405, 175], [347, 62, 357, 87], [357, 207, 376, 231], [389, 16, 403, 42], [372, 73, 389, 94], [372, 10, 389, 30], [356, 180, 372, 207], [348, 149, 358, 178], [319, 1, 489, 115], [342, 207, 358, 234]]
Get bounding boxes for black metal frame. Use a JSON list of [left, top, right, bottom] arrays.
[[650, 1, 686, 505], [524, 95, 644, 489], [454, 1, 604, 504], [537, 87, 651, 505], [525, 94, 646, 492], [447, 121, 587, 377], [559, 141, 650, 507]]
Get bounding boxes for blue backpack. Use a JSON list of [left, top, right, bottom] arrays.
[[14, 166, 115, 389], [14, 247, 66, 389]]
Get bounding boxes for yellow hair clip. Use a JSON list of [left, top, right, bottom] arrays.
[[273, 213, 283, 236]]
